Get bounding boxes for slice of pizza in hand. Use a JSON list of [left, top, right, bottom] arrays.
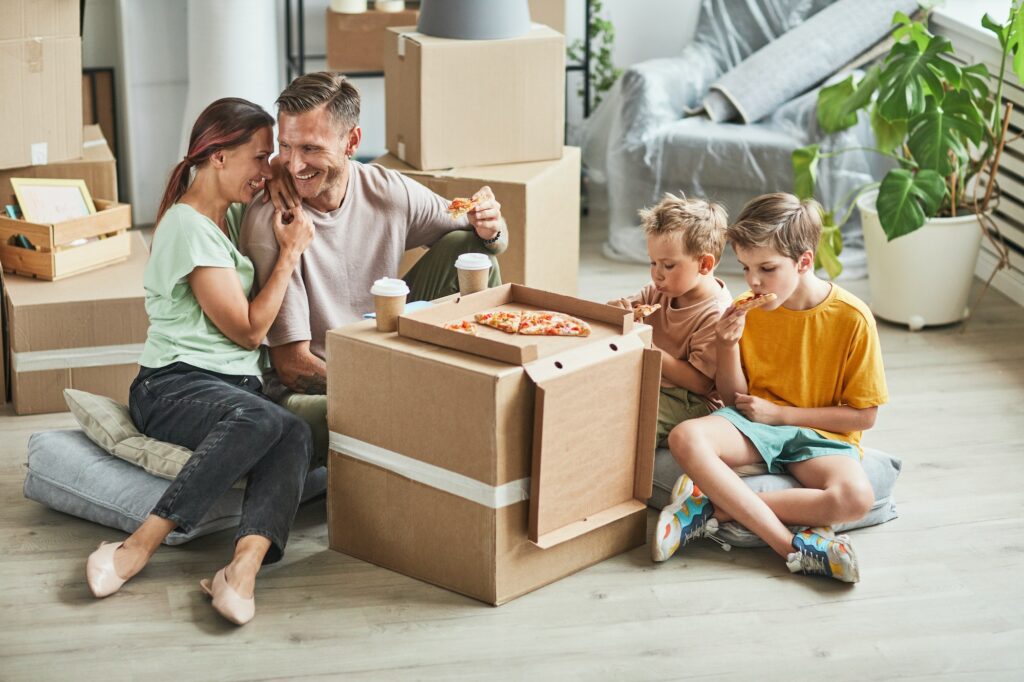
[[632, 303, 661, 321], [474, 310, 522, 334], [448, 197, 476, 220], [443, 320, 478, 336], [518, 311, 592, 337], [734, 292, 777, 312]]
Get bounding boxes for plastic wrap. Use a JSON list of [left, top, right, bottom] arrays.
[[577, 0, 889, 278]]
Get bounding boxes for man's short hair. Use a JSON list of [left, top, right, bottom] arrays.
[[276, 72, 360, 131], [639, 192, 728, 261], [727, 193, 823, 261]]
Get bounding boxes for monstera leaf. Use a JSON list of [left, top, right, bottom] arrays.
[[792, 145, 820, 200], [876, 168, 946, 241], [816, 213, 844, 280], [877, 35, 959, 121], [871, 103, 908, 154], [816, 67, 880, 134], [907, 92, 986, 175]]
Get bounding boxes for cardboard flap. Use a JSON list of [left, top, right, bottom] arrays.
[[526, 336, 650, 548], [634, 348, 662, 501]]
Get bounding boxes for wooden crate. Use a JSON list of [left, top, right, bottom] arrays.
[[0, 199, 132, 280]]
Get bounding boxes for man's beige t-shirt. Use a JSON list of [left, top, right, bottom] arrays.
[[631, 278, 733, 406], [240, 161, 467, 362]]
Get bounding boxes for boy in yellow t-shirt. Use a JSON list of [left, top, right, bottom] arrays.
[[652, 193, 888, 583]]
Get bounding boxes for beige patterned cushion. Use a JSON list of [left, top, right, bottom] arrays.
[[63, 389, 193, 480]]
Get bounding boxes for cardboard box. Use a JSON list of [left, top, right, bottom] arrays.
[[3, 231, 148, 415], [0, 125, 118, 207], [528, 0, 565, 33], [326, 7, 419, 73], [327, 284, 660, 604], [0, 199, 132, 280], [0, 35, 84, 170], [384, 25, 564, 170], [0, 0, 79, 41], [374, 147, 581, 294]]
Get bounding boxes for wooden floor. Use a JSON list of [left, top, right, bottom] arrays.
[[2, 218, 1023, 681]]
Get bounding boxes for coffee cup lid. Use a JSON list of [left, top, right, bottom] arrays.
[[455, 253, 492, 270], [371, 277, 410, 296]]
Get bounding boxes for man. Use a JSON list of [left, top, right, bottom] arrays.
[[240, 72, 508, 466]]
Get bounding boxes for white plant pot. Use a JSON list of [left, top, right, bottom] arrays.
[[858, 190, 984, 329]]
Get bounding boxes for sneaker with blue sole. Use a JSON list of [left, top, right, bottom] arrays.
[[786, 527, 860, 583], [652, 474, 718, 562]]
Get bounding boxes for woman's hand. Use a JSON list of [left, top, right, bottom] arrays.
[[715, 306, 746, 347], [262, 157, 301, 216], [734, 393, 784, 425], [273, 206, 314, 258]]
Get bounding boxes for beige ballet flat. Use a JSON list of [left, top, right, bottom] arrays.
[[200, 568, 255, 625], [86, 541, 128, 598]]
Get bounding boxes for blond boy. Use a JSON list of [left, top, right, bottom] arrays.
[[611, 193, 733, 446], [652, 193, 888, 583]]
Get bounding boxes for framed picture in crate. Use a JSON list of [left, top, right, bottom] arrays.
[[10, 178, 97, 225]]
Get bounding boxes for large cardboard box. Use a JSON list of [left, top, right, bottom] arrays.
[[374, 147, 581, 294], [327, 284, 660, 604], [384, 25, 564, 170], [528, 0, 566, 33], [0, 0, 79, 41], [0, 125, 118, 207], [326, 8, 419, 73], [4, 231, 148, 415]]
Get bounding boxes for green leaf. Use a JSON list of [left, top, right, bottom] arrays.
[[870, 102, 907, 153], [792, 145, 820, 200], [1008, 5, 1024, 82], [892, 11, 932, 51], [961, 62, 991, 101], [876, 168, 947, 240], [907, 92, 986, 175], [817, 77, 858, 132], [878, 36, 955, 121], [982, 13, 1007, 48], [814, 211, 843, 280]]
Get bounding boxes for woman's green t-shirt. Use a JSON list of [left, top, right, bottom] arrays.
[[138, 203, 263, 376]]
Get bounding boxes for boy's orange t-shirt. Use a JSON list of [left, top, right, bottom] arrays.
[[739, 284, 888, 451]]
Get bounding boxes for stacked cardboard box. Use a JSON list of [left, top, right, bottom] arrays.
[[326, 7, 420, 73], [380, 21, 580, 293], [327, 285, 659, 604], [3, 231, 148, 414], [0, 0, 83, 170]]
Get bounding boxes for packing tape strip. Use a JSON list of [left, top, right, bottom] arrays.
[[329, 431, 530, 509], [12, 343, 145, 372]]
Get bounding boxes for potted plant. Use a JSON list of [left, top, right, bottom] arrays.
[[793, 8, 1019, 329]]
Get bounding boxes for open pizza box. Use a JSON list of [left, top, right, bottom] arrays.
[[327, 283, 659, 603], [397, 283, 662, 549]]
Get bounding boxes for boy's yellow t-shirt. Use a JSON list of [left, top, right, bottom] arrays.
[[739, 284, 888, 451]]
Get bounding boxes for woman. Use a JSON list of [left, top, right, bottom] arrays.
[[84, 98, 315, 626]]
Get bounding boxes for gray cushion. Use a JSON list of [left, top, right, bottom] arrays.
[[23, 429, 326, 546], [650, 446, 901, 548]]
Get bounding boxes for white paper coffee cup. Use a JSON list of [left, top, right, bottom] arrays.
[[455, 253, 491, 295], [371, 277, 410, 331]]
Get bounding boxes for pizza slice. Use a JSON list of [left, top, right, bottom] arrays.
[[734, 292, 777, 312], [443, 320, 478, 336], [474, 310, 522, 334], [632, 303, 661, 321], [518, 311, 592, 337], [448, 197, 476, 220]]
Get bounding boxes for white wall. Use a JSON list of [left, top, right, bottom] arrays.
[[86, 0, 699, 223]]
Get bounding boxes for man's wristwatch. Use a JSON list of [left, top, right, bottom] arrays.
[[482, 229, 502, 245]]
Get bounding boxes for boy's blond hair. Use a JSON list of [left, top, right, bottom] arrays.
[[728, 192, 823, 261], [639, 192, 727, 261]]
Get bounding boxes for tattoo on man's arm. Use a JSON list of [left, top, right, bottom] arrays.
[[294, 373, 327, 395]]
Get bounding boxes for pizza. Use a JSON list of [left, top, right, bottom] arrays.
[[632, 303, 661, 321], [474, 310, 522, 334], [443, 320, 477, 335], [734, 292, 777, 312], [518, 311, 591, 337], [448, 197, 476, 220]]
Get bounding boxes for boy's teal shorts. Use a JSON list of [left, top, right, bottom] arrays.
[[713, 406, 860, 474]]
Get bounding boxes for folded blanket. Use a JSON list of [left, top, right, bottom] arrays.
[[703, 0, 918, 123]]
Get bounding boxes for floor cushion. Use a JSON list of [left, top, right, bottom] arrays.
[[23, 429, 326, 545], [650, 446, 901, 548]]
